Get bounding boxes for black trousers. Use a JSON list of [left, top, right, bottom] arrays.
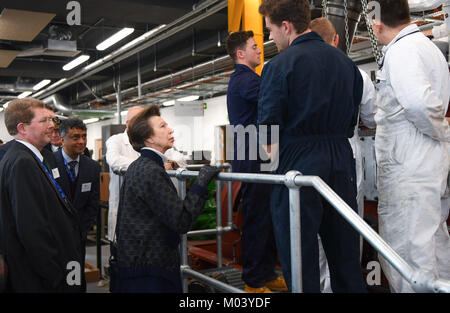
[[233, 159, 278, 287], [270, 138, 366, 293]]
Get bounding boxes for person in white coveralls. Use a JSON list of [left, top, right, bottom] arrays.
[[371, 0, 450, 293]]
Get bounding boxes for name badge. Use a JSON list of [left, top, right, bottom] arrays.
[[81, 182, 92, 192], [52, 168, 60, 179]]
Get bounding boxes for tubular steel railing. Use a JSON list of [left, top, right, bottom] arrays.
[[167, 165, 450, 294], [113, 164, 450, 293]]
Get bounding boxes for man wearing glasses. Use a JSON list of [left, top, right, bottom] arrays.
[[0, 98, 83, 292], [53, 117, 100, 292]]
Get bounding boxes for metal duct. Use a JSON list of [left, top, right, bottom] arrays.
[[0, 83, 34, 93], [325, 0, 363, 54], [43, 94, 74, 115]]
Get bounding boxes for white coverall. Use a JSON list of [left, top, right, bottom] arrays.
[[105, 131, 140, 240], [375, 24, 450, 293], [105, 130, 187, 240], [319, 69, 377, 293]]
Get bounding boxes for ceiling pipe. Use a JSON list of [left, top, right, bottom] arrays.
[[43, 94, 75, 115], [73, 28, 229, 101], [74, 40, 278, 109], [33, 0, 227, 100], [0, 83, 34, 93]]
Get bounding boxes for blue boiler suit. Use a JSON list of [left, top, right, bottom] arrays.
[[227, 64, 278, 288], [258, 32, 366, 292]]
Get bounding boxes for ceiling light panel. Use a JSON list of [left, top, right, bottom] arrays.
[[63, 55, 90, 71], [96, 28, 135, 51], [32, 79, 51, 91]]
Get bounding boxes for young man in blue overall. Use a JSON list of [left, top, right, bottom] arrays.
[[226, 31, 286, 293]]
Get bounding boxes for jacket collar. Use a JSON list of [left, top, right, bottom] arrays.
[[61, 148, 80, 164], [140, 148, 165, 168], [14, 141, 78, 217], [382, 24, 419, 54], [234, 63, 254, 73], [15, 139, 43, 162], [291, 31, 323, 47]]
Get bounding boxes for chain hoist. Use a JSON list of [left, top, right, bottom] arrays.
[[322, 0, 328, 18], [344, 0, 351, 54], [360, 0, 384, 68]]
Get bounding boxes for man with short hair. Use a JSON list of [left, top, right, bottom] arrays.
[[54, 117, 100, 292], [45, 120, 63, 153], [371, 0, 450, 293], [0, 98, 83, 292], [257, 0, 366, 292], [310, 16, 377, 292], [225, 31, 286, 293]]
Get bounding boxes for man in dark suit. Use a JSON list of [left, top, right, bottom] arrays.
[[53, 118, 100, 291], [0, 98, 83, 292]]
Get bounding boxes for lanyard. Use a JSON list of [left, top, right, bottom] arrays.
[[30, 151, 67, 200], [380, 30, 420, 69], [63, 157, 76, 183]]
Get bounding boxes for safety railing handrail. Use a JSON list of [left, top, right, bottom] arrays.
[[113, 163, 450, 293], [167, 167, 450, 293]]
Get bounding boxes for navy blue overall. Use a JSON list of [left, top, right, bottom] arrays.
[[258, 32, 367, 293], [227, 64, 278, 288]]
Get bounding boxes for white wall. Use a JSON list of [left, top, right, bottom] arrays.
[[84, 95, 230, 159], [0, 112, 14, 143], [85, 118, 117, 160], [160, 95, 229, 154]]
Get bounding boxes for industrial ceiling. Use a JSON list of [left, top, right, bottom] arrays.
[[0, 0, 446, 120]]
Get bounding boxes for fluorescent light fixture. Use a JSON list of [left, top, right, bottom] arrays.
[[83, 118, 99, 124], [177, 95, 200, 102], [96, 27, 135, 51], [18, 91, 33, 99], [32, 79, 51, 91], [63, 55, 90, 71], [162, 100, 175, 107]]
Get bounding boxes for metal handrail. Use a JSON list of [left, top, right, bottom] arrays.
[[167, 168, 450, 293], [113, 164, 450, 293]]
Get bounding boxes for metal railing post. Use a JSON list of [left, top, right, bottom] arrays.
[[216, 179, 223, 268], [226, 164, 233, 229], [176, 168, 189, 293], [285, 170, 303, 293]]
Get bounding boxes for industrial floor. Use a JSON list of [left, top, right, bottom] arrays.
[[85, 244, 111, 293], [83, 242, 250, 293]]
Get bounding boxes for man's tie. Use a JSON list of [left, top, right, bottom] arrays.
[[68, 160, 78, 178]]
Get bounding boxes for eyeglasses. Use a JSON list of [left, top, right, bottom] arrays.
[[24, 117, 59, 125]]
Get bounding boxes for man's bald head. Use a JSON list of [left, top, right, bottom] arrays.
[[310, 17, 338, 47], [125, 106, 144, 128]]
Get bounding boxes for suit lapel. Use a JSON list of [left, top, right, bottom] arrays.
[[55, 149, 71, 198], [73, 156, 87, 206], [20, 143, 77, 217]]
